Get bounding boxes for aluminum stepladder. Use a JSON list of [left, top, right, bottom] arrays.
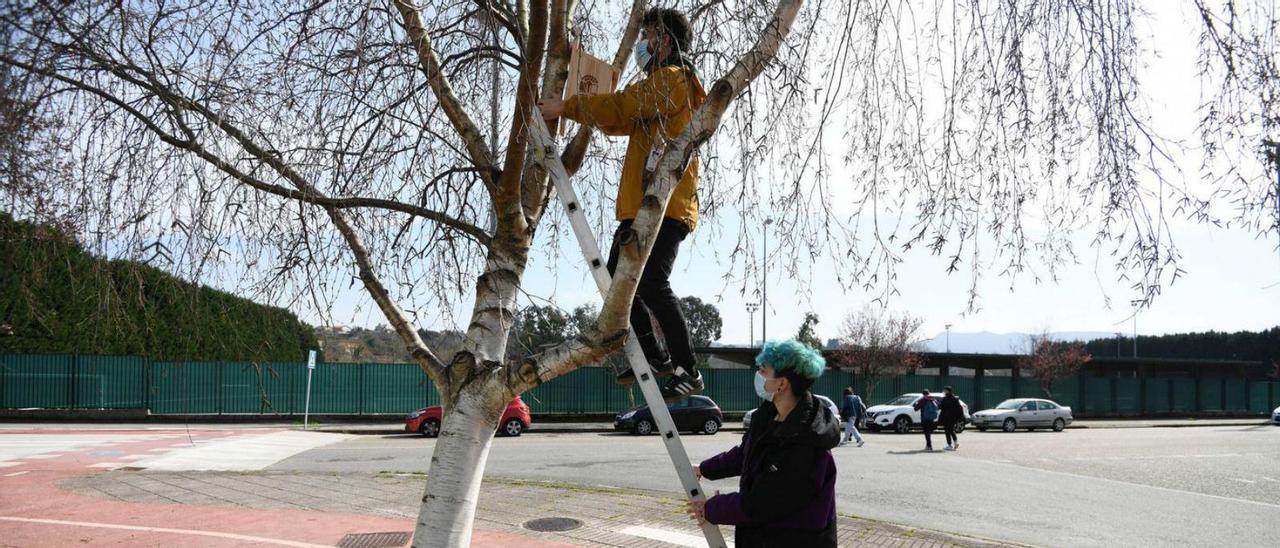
[[531, 115, 728, 548]]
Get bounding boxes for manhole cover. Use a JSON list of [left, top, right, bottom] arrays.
[[523, 517, 584, 532], [337, 531, 411, 548]]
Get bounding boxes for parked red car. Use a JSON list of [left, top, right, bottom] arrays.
[[405, 396, 532, 438]]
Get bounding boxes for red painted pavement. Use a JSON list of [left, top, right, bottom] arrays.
[[0, 429, 573, 547]]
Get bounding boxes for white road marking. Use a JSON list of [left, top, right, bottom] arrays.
[[89, 463, 126, 469], [4, 471, 28, 477], [619, 525, 733, 547], [0, 463, 20, 468], [1229, 478, 1257, 484], [0, 434, 166, 463], [127, 431, 352, 471], [0, 516, 331, 548]]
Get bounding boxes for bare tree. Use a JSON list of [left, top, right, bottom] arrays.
[[3, 0, 1277, 543], [0, 0, 806, 543], [830, 307, 924, 398], [1017, 332, 1092, 399]]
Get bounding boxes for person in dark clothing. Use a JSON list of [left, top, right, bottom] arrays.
[[913, 389, 939, 451], [839, 387, 865, 447], [939, 386, 964, 451], [687, 340, 840, 547]]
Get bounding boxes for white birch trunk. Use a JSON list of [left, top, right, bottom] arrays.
[[412, 380, 506, 547]]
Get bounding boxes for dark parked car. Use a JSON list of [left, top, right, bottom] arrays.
[[614, 395, 723, 435]]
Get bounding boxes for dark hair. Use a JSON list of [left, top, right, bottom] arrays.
[[944, 385, 954, 394], [641, 8, 693, 54], [779, 370, 814, 397], [843, 387, 853, 396]]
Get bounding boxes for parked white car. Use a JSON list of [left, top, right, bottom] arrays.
[[742, 394, 840, 430], [1273, 405, 1279, 426], [972, 398, 1073, 432], [864, 392, 970, 434]]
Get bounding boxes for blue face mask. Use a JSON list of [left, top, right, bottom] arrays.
[[634, 39, 652, 72], [754, 371, 775, 402]]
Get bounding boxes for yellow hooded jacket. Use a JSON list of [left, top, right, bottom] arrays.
[[564, 65, 707, 231]]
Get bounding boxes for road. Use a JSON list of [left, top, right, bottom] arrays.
[[271, 423, 1280, 547]]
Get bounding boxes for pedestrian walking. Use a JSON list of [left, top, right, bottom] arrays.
[[687, 340, 840, 547], [939, 386, 964, 451], [913, 389, 939, 451], [540, 7, 708, 401], [839, 387, 865, 447]]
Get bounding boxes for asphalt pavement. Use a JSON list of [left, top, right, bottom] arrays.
[[269, 422, 1280, 547]]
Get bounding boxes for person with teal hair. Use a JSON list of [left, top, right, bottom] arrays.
[[686, 339, 841, 547]]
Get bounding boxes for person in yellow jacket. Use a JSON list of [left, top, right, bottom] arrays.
[[540, 8, 708, 400]]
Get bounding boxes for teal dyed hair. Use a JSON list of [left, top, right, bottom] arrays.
[[754, 339, 825, 380]]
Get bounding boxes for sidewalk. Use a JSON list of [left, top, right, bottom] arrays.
[[63, 470, 1018, 547]]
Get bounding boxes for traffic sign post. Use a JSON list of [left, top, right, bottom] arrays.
[[304, 349, 316, 430]]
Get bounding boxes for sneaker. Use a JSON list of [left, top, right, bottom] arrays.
[[615, 358, 675, 385], [944, 445, 954, 451], [856, 440, 865, 447], [953, 442, 959, 450], [659, 368, 704, 401]]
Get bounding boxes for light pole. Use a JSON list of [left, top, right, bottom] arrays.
[[745, 302, 759, 347], [1129, 300, 1142, 358], [1114, 332, 1123, 358], [945, 324, 952, 353], [762, 218, 773, 343]]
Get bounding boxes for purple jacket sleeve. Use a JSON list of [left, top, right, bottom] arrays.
[[698, 444, 743, 481], [703, 492, 749, 525]]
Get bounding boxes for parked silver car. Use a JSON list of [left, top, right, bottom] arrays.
[[1272, 405, 1279, 426], [972, 398, 1073, 432], [742, 394, 840, 430]]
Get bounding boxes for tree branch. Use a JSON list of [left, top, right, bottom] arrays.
[[520, 0, 577, 221], [392, 0, 499, 190], [6, 39, 454, 386], [493, 0, 549, 231]]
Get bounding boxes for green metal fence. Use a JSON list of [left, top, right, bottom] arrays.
[[2, 353, 1277, 417]]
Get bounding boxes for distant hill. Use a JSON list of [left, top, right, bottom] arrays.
[[316, 325, 468, 364], [0, 213, 317, 361], [916, 331, 1120, 354]]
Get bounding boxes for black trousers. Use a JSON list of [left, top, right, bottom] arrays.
[[942, 420, 958, 446], [922, 420, 936, 449], [605, 218, 696, 369]]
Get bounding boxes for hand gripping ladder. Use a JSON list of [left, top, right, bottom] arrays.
[[531, 115, 727, 548]]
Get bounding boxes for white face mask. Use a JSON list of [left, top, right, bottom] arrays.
[[754, 371, 775, 402], [633, 39, 652, 72]]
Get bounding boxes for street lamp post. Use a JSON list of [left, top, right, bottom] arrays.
[[745, 302, 759, 347], [1114, 332, 1123, 358], [762, 218, 774, 343], [945, 324, 952, 353], [1129, 300, 1142, 358]]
